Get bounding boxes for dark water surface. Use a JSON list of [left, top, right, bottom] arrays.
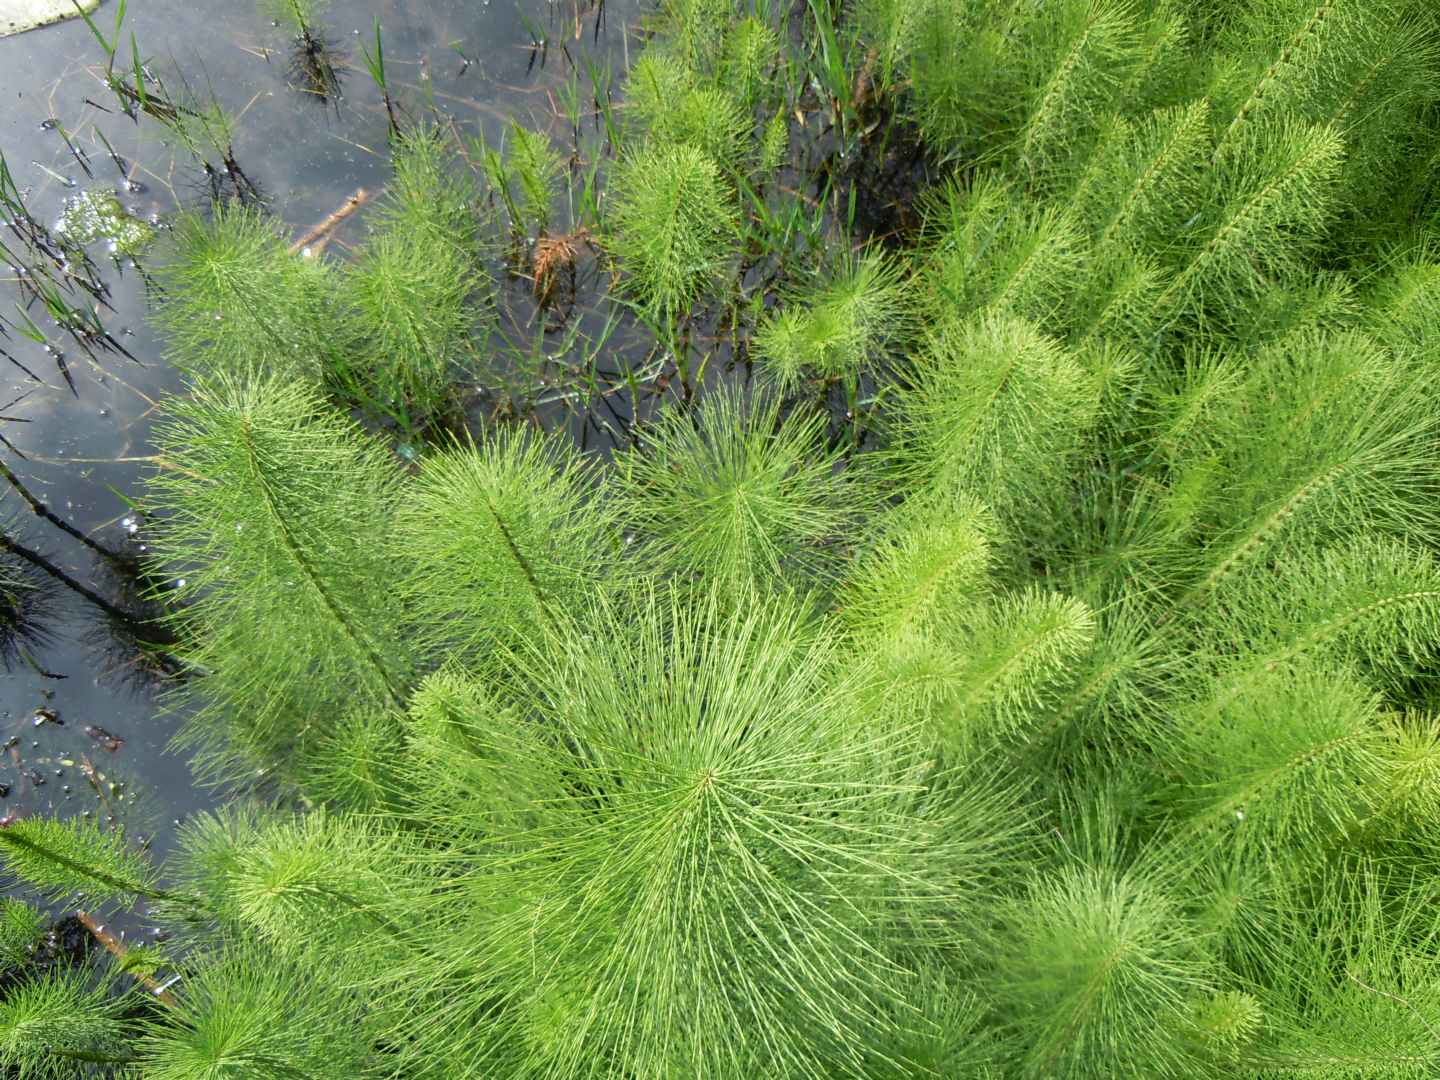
[[0, 0, 636, 861]]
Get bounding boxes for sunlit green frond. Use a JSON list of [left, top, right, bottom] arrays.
[[1154, 121, 1343, 335], [1010, 0, 1146, 181], [989, 863, 1213, 1079], [1159, 330, 1440, 604], [139, 939, 374, 1080], [1166, 663, 1388, 858], [1356, 236, 1440, 353], [1070, 100, 1211, 255], [934, 587, 1097, 748], [154, 204, 340, 383], [0, 816, 161, 907], [171, 805, 412, 959], [383, 589, 1018, 1079], [887, 312, 1102, 543], [296, 704, 406, 811], [1199, 539, 1440, 695], [500, 121, 564, 235], [611, 388, 861, 594], [718, 16, 780, 112], [336, 125, 490, 423], [0, 966, 132, 1079], [918, 175, 1090, 333], [1242, 874, 1440, 1077], [394, 427, 616, 662], [838, 491, 995, 647], [751, 249, 911, 388], [145, 371, 414, 783], [606, 142, 740, 322], [622, 45, 753, 173]]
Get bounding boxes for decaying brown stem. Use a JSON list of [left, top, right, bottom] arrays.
[[74, 910, 179, 1007], [289, 187, 373, 255]]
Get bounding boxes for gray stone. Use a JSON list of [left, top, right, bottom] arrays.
[[0, 0, 100, 38]]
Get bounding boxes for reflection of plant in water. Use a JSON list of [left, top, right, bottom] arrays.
[[0, 552, 54, 670], [261, 0, 346, 106]]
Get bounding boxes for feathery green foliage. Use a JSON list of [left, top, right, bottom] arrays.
[[338, 126, 491, 425], [0, 900, 44, 967], [606, 142, 739, 323], [887, 312, 1102, 550], [11, 1, 1440, 1075], [485, 121, 565, 237], [0, 816, 163, 907], [393, 426, 616, 663], [752, 250, 910, 389], [154, 203, 339, 383], [989, 862, 1211, 1079], [138, 939, 371, 1080], [144, 371, 414, 783], [0, 967, 132, 1077], [611, 388, 860, 595], [377, 589, 1028, 1078]]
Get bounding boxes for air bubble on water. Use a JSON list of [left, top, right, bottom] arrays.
[[176, 579, 187, 588]]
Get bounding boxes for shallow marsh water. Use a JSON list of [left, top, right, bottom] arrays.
[[0, 0, 637, 870]]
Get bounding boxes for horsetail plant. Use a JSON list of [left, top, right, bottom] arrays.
[[4, 1, 1440, 1076]]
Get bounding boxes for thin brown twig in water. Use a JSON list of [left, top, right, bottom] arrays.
[[77, 754, 116, 822], [1347, 972, 1440, 1042], [74, 911, 178, 1007], [288, 187, 373, 255]]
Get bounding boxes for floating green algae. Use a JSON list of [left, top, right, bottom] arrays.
[[55, 189, 155, 256]]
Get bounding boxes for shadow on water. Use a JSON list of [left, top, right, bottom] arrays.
[[0, 0, 641, 896]]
